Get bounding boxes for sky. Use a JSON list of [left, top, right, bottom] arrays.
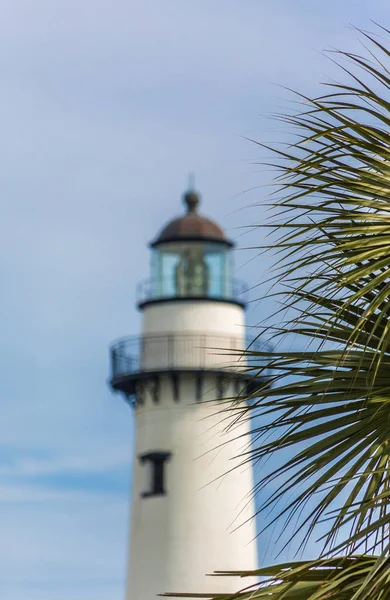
[[0, 1, 389, 599]]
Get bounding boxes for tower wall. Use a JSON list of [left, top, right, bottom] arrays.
[[126, 374, 258, 600], [142, 301, 246, 337], [141, 301, 247, 372]]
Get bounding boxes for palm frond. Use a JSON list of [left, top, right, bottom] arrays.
[[229, 30, 390, 556], [162, 556, 390, 600], [249, 34, 390, 370]]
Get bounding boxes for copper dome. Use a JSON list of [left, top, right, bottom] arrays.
[[151, 190, 234, 247]]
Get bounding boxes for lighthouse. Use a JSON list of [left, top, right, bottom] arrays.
[[110, 187, 266, 600]]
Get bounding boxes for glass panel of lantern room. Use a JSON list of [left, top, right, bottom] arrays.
[[152, 245, 181, 299], [204, 244, 232, 298], [151, 249, 162, 298], [152, 242, 232, 300], [225, 249, 233, 295], [161, 251, 180, 298], [152, 246, 179, 298]]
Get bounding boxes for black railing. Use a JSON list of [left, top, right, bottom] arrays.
[[110, 333, 272, 381], [137, 277, 248, 305]]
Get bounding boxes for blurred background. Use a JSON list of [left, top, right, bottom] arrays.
[[0, 1, 388, 598]]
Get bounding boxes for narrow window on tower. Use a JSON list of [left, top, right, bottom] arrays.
[[139, 451, 172, 498]]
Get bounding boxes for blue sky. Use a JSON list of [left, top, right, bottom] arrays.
[[1, 1, 389, 599]]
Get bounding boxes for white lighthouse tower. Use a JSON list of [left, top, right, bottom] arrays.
[[110, 187, 266, 600]]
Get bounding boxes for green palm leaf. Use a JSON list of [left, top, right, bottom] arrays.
[[233, 30, 390, 557]]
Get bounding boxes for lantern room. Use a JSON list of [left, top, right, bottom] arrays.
[[138, 189, 245, 306]]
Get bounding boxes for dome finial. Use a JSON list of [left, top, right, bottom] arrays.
[[183, 172, 200, 213]]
